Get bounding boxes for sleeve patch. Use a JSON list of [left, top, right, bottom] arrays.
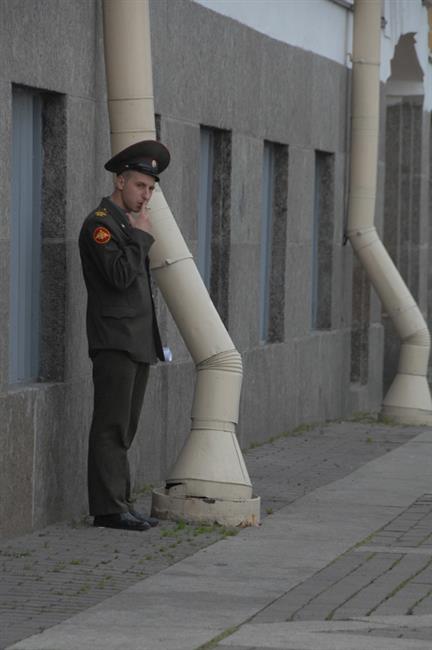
[[93, 226, 112, 245]]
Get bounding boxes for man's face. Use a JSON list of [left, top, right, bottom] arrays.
[[115, 170, 156, 213]]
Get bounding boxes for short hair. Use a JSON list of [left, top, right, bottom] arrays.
[[117, 169, 134, 180]]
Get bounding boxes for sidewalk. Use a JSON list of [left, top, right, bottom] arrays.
[[2, 418, 432, 650]]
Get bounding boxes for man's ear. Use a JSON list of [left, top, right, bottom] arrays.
[[114, 174, 126, 191]]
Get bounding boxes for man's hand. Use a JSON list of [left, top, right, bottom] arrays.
[[127, 203, 153, 235]]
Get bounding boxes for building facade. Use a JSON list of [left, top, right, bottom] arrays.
[[0, 0, 431, 537]]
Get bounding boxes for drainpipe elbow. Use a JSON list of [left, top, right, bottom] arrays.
[[346, 225, 378, 252], [398, 328, 431, 377], [192, 349, 243, 431]]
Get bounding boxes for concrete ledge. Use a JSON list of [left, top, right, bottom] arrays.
[[151, 487, 261, 526]]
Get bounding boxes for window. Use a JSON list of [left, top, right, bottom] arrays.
[[9, 88, 43, 382], [259, 141, 288, 343], [197, 126, 231, 325], [311, 151, 335, 330], [9, 85, 66, 384]]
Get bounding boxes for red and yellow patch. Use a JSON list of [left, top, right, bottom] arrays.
[[93, 226, 111, 245]]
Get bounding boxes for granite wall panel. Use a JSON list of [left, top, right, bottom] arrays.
[[1, 0, 424, 537], [0, 389, 35, 537]]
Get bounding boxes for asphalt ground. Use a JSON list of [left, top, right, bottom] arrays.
[[0, 417, 427, 650]]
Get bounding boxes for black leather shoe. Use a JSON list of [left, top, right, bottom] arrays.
[[129, 509, 159, 527], [93, 512, 151, 531]]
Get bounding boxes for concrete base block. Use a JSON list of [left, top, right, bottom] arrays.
[[381, 404, 432, 426], [151, 487, 261, 527]]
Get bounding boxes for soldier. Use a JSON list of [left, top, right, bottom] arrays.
[[79, 140, 170, 531]]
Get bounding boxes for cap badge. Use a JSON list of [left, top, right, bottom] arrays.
[[93, 226, 111, 245], [151, 160, 157, 169]]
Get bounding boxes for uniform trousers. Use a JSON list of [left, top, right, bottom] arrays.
[[88, 349, 150, 516]]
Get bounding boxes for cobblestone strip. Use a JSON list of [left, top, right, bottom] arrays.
[[0, 513, 235, 649], [252, 493, 432, 630]]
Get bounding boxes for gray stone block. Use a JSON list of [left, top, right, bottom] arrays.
[[57, 376, 92, 519], [238, 343, 297, 448], [164, 360, 195, 472], [310, 56, 346, 153], [64, 241, 90, 382], [286, 147, 315, 244], [130, 364, 167, 486], [331, 243, 346, 330], [39, 241, 66, 383], [0, 0, 97, 98], [65, 96, 99, 233], [32, 384, 67, 528], [228, 243, 261, 351], [284, 242, 313, 338], [294, 335, 322, 424], [418, 242, 429, 314], [368, 322, 384, 409], [260, 43, 313, 146], [319, 332, 345, 421], [0, 389, 35, 537], [151, 0, 235, 128], [158, 118, 200, 243], [41, 93, 67, 239], [230, 134, 262, 246], [131, 360, 195, 486]]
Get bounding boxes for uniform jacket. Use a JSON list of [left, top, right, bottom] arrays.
[[79, 197, 164, 363]]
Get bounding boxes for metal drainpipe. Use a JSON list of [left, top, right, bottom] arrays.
[[102, 0, 260, 525], [348, 0, 432, 425]]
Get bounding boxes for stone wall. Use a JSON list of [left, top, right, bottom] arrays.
[[0, 0, 420, 538]]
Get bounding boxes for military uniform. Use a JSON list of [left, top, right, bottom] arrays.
[[80, 194, 166, 522], [79, 197, 163, 364]]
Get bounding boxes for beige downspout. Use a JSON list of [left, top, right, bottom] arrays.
[[348, 0, 432, 425], [102, 0, 260, 525]]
